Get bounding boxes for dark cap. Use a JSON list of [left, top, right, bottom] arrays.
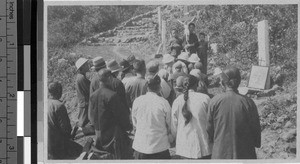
[[133, 60, 146, 73], [146, 74, 161, 88], [127, 55, 137, 65], [119, 59, 131, 72]]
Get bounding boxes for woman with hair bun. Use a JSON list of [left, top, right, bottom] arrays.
[[171, 75, 212, 159]]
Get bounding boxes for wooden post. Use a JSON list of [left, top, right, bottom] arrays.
[[162, 20, 166, 54], [158, 7, 162, 34], [257, 20, 270, 89], [184, 6, 189, 15]]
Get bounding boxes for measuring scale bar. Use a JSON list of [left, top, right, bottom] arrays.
[[0, 0, 18, 163]]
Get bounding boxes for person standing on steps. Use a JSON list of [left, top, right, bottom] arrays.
[[207, 67, 261, 159], [197, 32, 210, 74], [167, 28, 183, 58], [182, 23, 199, 54]]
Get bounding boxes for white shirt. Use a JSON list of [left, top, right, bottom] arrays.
[[132, 92, 173, 154], [171, 90, 212, 158]]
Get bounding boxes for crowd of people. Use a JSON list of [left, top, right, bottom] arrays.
[[48, 22, 261, 160]]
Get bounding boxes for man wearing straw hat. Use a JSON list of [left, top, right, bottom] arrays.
[[120, 59, 135, 83], [90, 56, 107, 95], [75, 58, 94, 135], [106, 59, 129, 112]]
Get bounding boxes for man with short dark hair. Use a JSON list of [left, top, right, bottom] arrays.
[[48, 82, 82, 159], [88, 69, 132, 159], [132, 74, 173, 159], [182, 23, 199, 54], [124, 60, 148, 109], [207, 67, 261, 159]]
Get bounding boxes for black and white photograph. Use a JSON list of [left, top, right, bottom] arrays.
[[43, 0, 298, 161]]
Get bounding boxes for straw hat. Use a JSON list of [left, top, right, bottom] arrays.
[[75, 58, 88, 71], [173, 61, 183, 69], [91, 57, 106, 70], [107, 59, 121, 73], [177, 52, 189, 62], [213, 67, 222, 76], [188, 53, 200, 63], [162, 54, 175, 64]]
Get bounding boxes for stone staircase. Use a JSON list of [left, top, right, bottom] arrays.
[[80, 9, 159, 46]]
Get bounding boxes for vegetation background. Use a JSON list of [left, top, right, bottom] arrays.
[[47, 5, 297, 159]]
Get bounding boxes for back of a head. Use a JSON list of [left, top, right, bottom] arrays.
[[98, 69, 112, 84], [133, 59, 146, 74], [197, 79, 208, 93], [194, 62, 203, 71], [181, 75, 198, 126], [146, 74, 161, 92], [48, 81, 62, 99], [146, 60, 159, 75], [221, 66, 241, 89]]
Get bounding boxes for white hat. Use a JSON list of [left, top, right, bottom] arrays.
[[213, 67, 222, 76], [75, 58, 88, 71], [177, 52, 189, 61], [188, 53, 200, 63], [162, 54, 175, 64]]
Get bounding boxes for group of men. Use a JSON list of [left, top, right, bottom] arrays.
[[47, 21, 261, 160]]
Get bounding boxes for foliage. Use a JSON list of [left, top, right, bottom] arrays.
[[165, 5, 297, 84], [48, 6, 157, 48]]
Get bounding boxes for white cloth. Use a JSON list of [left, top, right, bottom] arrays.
[[172, 61, 188, 74], [160, 77, 171, 99], [171, 90, 212, 158], [132, 92, 173, 154]]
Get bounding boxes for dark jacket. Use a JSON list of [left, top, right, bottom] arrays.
[[48, 98, 82, 159], [76, 73, 90, 108], [183, 33, 199, 54], [197, 41, 210, 74], [90, 73, 101, 96], [111, 75, 129, 112], [207, 90, 261, 159], [88, 87, 132, 152]]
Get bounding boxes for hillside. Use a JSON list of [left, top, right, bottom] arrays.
[[47, 5, 297, 159]]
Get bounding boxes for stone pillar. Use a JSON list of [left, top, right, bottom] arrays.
[[158, 7, 162, 34], [257, 20, 270, 89], [258, 20, 270, 66]]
